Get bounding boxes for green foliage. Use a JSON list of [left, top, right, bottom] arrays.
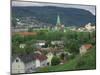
[[12, 17, 17, 27], [60, 53, 65, 60], [51, 56, 60, 66], [12, 34, 24, 44], [28, 28, 33, 32], [12, 29, 96, 58], [45, 31, 64, 41], [76, 47, 96, 70], [68, 54, 76, 60], [24, 45, 34, 54], [38, 47, 96, 72], [64, 39, 79, 54], [37, 67, 49, 72], [12, 35, 36, 55]]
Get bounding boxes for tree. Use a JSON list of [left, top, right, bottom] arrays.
[[12, 17, 17, 27], [65, 39, 80, 54], [60, 53, 65, 60], [51, 56, 60, 66], [12, 35, 25, 44], [28, 28, 33, 32]]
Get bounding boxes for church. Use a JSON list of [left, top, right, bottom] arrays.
[[55, 15, 65, 32]]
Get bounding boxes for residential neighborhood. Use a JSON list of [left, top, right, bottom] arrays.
[[11, 14, 96, 74], [11, 1, 96, 74]]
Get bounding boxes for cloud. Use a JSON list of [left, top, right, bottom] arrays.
[[12, 1, 96, 15]]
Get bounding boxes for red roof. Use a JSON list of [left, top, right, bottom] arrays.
[[33, 53, 47, 62], [16, 32, 37, 36], [83, 44, 92, 49]]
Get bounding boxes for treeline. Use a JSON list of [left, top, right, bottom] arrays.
[[12, 30, 95, 55]]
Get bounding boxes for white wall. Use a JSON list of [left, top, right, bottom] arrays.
[[40, 60, 48, 67], [79, 46, 87, 55], [12, 58, 25, 74], [46, 52, 54, 65], [35, 59, 41, 68]]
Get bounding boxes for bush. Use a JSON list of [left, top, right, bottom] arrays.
[[68, 54, 76, 60], [28, 28, 33, 32], [51, 56, 60, 66], [60, 53, 65, 60], [76, 49, 96, 69]]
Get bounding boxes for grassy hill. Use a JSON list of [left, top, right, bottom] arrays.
[[37, 46, 96, 72]]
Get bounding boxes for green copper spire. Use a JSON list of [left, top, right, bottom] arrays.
[[56, 15, 61, 25]]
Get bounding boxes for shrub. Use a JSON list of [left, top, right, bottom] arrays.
[[60, 53, 65, 60], [51, 56, 60, 66]]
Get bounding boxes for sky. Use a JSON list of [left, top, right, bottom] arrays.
[[12, 1, 96, 15]]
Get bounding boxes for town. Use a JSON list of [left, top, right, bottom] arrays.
[[11, 14, 96, 74]]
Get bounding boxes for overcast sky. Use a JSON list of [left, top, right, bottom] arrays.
[[12, 1, 96, 15]]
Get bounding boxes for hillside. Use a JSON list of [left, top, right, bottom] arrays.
[[12, 6, 96, 26], [37, 46, 96, 72]]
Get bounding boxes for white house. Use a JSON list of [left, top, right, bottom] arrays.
[[34, 53, 48, 68], [12, 57, 25, 74], [12, 54, 36, 74], [35, 40, 46, 48], [79, 44, 92, 56], [19, 44, 26, 49], [76, 23, 95, 32], [77, 27, 85, 32], [12, 53, 47, 74], [85, 23, 95, 31], [51, 41, 64, 45], [46, 52, 54, 66]]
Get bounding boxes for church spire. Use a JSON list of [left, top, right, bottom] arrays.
[[56, 15, 61, 26]]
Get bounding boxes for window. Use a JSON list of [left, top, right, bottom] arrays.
[[16, 59, 19, 62], [47, 62, 49, 66]]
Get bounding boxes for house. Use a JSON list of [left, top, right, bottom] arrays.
[[34, 51, 42, 55], [77, 27, 85, 32], [85, 23, 95, 31], [46, 52, 54, 66], [35, 40, 47, 48], [34, 53, 47, 68], [19, 44, 26, 49], [56, 51, 72, 58], [12, 28, 28, 32], [76, 23, 95, 32], [12, 53, 47, 74], [15, 32, 37, 36], [51, 41, 64, 48], [79, 44, 92, 56], [12, 57, 25, 74]]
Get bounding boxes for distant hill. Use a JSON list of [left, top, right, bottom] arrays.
[[12, 6, 96, 26]]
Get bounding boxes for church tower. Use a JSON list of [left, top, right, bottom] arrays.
[[55, 15, 61, 30], [56, 15, 61, 26], [55, 15, 64, 31]]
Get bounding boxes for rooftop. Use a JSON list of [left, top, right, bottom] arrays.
[[15, 32, 37, 36], [82, 44, 92, 50], [12, 53, 47, 63]]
